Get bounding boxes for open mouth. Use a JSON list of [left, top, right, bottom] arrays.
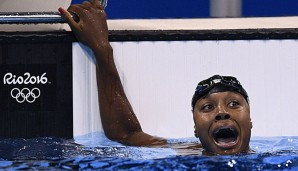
[[212, 127, 238, 149]]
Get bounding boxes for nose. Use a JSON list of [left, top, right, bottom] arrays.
[[215, 113, 231, 120]]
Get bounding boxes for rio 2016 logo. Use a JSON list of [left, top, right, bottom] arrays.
[[3, 72, 48, 103]]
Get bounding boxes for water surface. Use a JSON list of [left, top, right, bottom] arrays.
[[0, 133, 297, 170]]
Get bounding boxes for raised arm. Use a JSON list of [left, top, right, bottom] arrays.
[[59, 0, 166, 146]]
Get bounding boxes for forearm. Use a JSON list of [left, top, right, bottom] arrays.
[[61, 1, 166, 146], [92, 45, 143, 141]]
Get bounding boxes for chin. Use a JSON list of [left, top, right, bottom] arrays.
[[202, 144, 250, 155], [214, 146, 249, 155], [200, 129, 250, 155]]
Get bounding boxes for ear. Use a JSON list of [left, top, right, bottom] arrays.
[[250, 118, 253, 129], [194, 125, 199, 138], [193, 113, 200, 138]]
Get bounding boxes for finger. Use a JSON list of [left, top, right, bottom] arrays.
[[82, 1, 92, 9], [91, 0, 104, 9], [90, 0, 98, 6], [68, 3, 90, 12], [59, 7, 80, 31], [67, 5, 85, 18]]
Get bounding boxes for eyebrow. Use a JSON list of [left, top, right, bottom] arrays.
[[201, 92, 242, 101]]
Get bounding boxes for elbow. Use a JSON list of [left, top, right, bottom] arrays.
[[102, 125, 136, 143]]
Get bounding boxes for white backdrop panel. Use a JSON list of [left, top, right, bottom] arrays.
[[73, 40, 298, 138]]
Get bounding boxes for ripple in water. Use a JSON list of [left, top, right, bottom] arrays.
[[0, 133, 298, 170]]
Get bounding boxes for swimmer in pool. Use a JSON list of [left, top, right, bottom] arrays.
[[59, 0, 252, 155]]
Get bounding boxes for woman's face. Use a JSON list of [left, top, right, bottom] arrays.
[[193, 91, 252, 155]]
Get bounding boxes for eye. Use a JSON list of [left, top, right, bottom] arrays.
[[228, 100, 240, 108], [201, 104, 214, 112]]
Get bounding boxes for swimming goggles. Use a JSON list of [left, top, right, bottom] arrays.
[[195, 75, 244, 93], [192, 75, 248, 110]]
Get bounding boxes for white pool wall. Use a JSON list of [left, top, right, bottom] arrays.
[[113, 39, 298, 138], [73, 17, 298, 138], [73, 39, 298, 138]]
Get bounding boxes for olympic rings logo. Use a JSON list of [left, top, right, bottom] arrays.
[[10, 88, 41, 103]]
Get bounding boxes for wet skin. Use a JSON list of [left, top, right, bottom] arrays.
[[193, 91, 252, 155], [60, 0, 167, 146], [61, 0, 251, 155]]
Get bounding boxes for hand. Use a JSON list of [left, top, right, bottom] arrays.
[[59, 0, 109, 51]]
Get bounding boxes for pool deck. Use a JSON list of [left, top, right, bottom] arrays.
[[1, 16, 298, 32]]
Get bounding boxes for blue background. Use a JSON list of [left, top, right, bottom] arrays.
[[71, 0, 298, 19]]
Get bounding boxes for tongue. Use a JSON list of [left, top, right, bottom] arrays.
[[217, 137, 235, 144]]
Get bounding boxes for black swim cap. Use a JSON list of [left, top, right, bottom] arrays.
[[191, 75, 249, 111]]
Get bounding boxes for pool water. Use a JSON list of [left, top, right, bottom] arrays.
[[0, 133, 298, 170]]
